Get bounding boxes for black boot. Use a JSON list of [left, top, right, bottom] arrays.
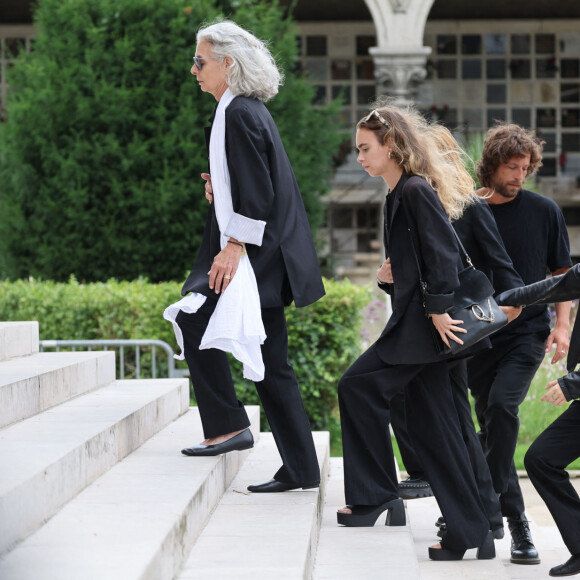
[[507, 515, 540, 565], [398, 476, 433, 499]]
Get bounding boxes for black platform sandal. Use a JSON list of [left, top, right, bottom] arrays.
[[337, 498, 405, 527], [428, 530, 495, 561]]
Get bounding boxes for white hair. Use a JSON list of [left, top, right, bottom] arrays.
[[197, 20, 283, 102]]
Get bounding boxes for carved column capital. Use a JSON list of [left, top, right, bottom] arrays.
[[388, 0, 412, 13], [369, 47, 431, 106]]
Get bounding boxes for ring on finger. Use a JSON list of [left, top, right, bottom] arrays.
[[224, 275, 232, 280]]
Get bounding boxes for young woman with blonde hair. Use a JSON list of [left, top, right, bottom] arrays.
[[337, 103, 494, 561]]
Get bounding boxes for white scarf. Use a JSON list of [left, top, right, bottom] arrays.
[[164, 88, 266, 381]]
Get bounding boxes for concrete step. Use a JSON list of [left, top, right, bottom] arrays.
[[404, 490, 572, 579], [0, 321, 39, 361], [177, 431, 330, 580], [313, 459, 572, 580], [405, 493, 511, 579], [0, 406, 260, 580], [0, 378, 189, 556], [0, 351, 116, 429], [314, 457, 419, 580]]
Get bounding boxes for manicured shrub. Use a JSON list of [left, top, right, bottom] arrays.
[[0, 276, 372, 433]]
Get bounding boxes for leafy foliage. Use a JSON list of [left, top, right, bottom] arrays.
[[0, 276, 372, 433], [0, 0, 341, 281]]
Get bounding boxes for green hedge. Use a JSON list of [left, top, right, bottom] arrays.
[[0, 0, 342, 282], [0, 277, 372, 432]]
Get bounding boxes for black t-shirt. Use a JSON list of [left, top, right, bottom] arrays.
[[488, 189, 572, 336]]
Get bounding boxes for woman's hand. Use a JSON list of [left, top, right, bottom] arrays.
[[202, 173, 213, 204], [430, 312, 466, 349], [208, 240, 243, 294], [377, 258, 393, 284], [541, 380, 567, 406]]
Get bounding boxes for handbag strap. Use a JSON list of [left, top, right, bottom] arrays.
[[448, 223, 474, 268], [400, 195, 427, 297], [401, 192, 473, 274]]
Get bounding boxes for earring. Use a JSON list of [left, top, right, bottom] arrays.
[[388, 151, 393, 159]]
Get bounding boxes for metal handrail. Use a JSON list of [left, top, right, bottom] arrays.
[[38, 339, 189, 380]]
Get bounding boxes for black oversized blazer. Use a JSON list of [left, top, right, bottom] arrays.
[[182, 96, 325, 309], [376, 171, 462, 365]]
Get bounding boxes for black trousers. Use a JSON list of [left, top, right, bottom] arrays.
[[338, 343, 489, 551], [525, 401, 580, 556], [175, 301, 320, 485], [467, 331, 547, 518], [391, 359, 503, 531]]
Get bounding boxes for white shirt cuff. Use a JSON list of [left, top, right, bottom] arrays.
[[225, 213, 266, 247]]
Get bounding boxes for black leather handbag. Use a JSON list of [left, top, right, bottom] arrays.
[[406, 211, 508, 355]]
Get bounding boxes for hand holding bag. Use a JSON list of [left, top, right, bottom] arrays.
[[405, 204, 508, 355]]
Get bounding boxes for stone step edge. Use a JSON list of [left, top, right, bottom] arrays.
[[177, 430, 330, 580], [0, 350, 116, 430], [313, 457, 421, 580], [0, 378, 189, 557], [0, 406, 261, 580], [405, 492, 512, 579], [0, 322, 39, 361]]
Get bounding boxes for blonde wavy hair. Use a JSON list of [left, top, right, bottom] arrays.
[[357, 102, 476, 221]]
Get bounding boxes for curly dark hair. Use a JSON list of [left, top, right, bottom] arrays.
[[476, 123, 545, 188]]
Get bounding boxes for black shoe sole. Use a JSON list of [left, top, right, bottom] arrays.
[[510, 557, 541, 565], [337, 499, 406, 527], [399, 489, 433, 500]]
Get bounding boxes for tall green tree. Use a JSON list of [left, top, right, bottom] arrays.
[[0, 0, 341, 281]]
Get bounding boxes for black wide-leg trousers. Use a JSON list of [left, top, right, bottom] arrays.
[[176, 300, 320, 485], [391, 359, 503, 531], [525, 400, 580, 556], [467, 332, 547, 518], [338, 343, 489, 551]]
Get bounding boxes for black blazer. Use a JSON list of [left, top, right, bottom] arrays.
[[182, 96, 325, 308], [376, 172, 462, 365]]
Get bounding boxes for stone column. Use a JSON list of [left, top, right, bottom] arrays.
[[369, 46, 431, 107]]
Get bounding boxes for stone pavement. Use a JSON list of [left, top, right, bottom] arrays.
[[314, 459, 577, 579], [1, 320, 576, 579]]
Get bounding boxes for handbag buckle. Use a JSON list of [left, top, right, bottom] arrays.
[[471, 298, 495, 323]]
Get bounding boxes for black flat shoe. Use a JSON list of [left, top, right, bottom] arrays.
[[428, 530, 495, 561], [336, 498, 405, 527], [550, 554, 580, 577], [181, 429, 254, 457], [247, 479, 320, 493]]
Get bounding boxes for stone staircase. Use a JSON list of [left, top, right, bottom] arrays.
[[0, 321, 570, 579]]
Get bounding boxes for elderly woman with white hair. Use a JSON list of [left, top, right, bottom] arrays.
[[164, 20, 324, 493]]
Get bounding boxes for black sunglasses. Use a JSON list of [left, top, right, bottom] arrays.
[[364, 109, 390, 129], [192, 56, 220, 70]]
